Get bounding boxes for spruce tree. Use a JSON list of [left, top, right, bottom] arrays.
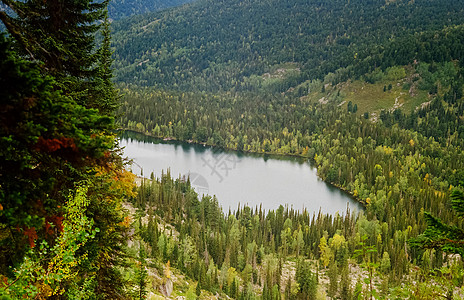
[[0, 0, 128, 297], [410, 189, 464, 256], [135, 242, 148, 300], [0, 0, 116, 113]]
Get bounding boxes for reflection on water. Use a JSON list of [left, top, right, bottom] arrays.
[[119, 131, 363, 215]]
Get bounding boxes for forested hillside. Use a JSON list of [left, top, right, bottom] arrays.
[[108, 0, 195, 20], [111, 0, 464, 91], [114, 0, 464, 298]]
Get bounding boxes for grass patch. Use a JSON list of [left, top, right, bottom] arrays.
[[303, 78, 430, 116], [341, 80, 430, 115]]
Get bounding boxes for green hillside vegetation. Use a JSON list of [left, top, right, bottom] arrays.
[[108, 0, 195, 20], [111, 0, 464, 91], [113, 0, 464, 298], [2, 0, 464, 298], [124, 168, 464, 299], [302, 65, 432, 118]]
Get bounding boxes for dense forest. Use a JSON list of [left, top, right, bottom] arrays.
[[113, 0, 464, 298], [108, 0, 194, 20], [125, 166, 464, 299], [111, 0, 464, 91], [1, 0, 464, 298]]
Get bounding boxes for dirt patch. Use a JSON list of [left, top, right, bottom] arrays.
[[142, 19, 160, 30], [319, 97, 328, 104]]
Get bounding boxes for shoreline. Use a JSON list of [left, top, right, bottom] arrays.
[[119, 129, 366, 208]]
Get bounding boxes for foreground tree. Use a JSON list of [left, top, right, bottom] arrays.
[[0, 31, 132, 297], [0, 0, 117, 112], [409, 189, 464, 299], [0, 0, 131, 295], [410, 189, 464, 256]]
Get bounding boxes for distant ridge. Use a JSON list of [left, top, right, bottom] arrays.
[[111, 0, 464, 91], [108, 0, 195, 20]]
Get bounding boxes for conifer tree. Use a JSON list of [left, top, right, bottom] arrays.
[[0, 0, 116, 113], [135, 242, 148, 300], [0, 32, 112, 265], [296, 260, 317, 299], [0, 0, 129, 297], [410, 189, 464, 256], [94, 11, 119, 115]]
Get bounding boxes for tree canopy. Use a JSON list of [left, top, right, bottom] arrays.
[[0, 0, 132, 297]]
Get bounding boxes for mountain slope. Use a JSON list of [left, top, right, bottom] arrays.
[[108, 0, 195, 20], [111, 0, 464, 91]]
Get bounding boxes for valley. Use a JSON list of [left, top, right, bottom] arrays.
[[1, 0, 464, 298]]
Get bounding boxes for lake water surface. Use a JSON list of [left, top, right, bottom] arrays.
[[120, 133, 363, 214]]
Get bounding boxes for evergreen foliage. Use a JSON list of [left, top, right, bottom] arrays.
[[0, 0, 131, 297], [108, 0, 194, 20], [110, 0, 464, 92], [0, 0, 117, 112], [410, 189, 464, 256]]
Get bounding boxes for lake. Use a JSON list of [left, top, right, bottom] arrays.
[[120, 133, 363, 214]]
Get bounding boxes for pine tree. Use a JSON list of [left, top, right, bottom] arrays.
[[327, 261, 339, 298], [135, 242, 148, 300], [94, 11, 119, 115], [0, 0, 115, 113], [0, 0, 127, 296], [0, 33, 116, 273], [339, 265, 352, 300], [296, 260, 317, 299], [410, 189, 464, 256], [196, 281, 201, 297]]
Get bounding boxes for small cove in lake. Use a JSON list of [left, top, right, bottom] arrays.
[[120, 132, 363, 214]]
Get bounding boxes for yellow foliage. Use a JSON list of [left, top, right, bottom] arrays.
[[319, 236, 333, 268], [301, 146, 309, 156], [409, 139, 415, 147], [227, 267, 238, 286], [377, 233, 382, 244], [330, 234, 346, 250], [383, 146, 393, 155], [96, 167, 137, 199], [119, 216, 131, 228], [36, 282, 53, 298], [365, 198, 371, 205], [164, 261, 171, 279]]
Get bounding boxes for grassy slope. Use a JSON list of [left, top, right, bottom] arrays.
[[299, 67, 431, 118]]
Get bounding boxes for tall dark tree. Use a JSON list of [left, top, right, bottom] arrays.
[[0, 0, 114, 112], [94, 11, 119, 115], [0, 33, 113, 265], [0, 0, 128, 297], [410, 189, 464, 257]]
